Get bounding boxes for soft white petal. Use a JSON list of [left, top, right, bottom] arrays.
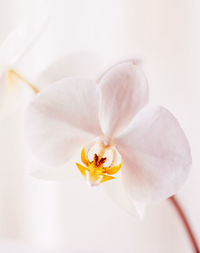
[[96, 57, 142, 83], [0, 16, 47, 118], [0, 70, 33, 119], [102, 173, 146, 219], [0, 17, 47, 68], [25, 78, 102, 166], [115, 105, 191, 203], [35, 51, 102, 89], [99, 62, 148, 138], [25, 148, 80, 181]]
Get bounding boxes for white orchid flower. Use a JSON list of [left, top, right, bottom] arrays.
[[0, 20, 47, 118], [25, 61, 191, 214]]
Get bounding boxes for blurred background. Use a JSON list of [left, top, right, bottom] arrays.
[[0, 0, 199, 252]]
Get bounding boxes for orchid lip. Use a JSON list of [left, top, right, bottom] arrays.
[[76, 143, 122, 186]]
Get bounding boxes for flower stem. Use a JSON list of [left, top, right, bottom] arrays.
[[169, 196, 199, 253], [9, 70, 39, 94]]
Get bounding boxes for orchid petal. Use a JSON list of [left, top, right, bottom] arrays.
[[115, 105, 191, 203], [25, 146, 80, 181], [0, 16, 47, 118], [99, 62, 148, 138], [0, 15, 47, 68], [102, 175, 146, 219], [35, 51, 102, 89], [25, 78, 102, 166], [96, 57, 142, 83], [0, 70, 33, 119]]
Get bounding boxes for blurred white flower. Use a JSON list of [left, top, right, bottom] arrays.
[[24, 61, 191, 215], [35, 51, 103, 90], [0, 20, 46, 118]]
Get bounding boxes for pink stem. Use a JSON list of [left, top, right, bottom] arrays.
[[169, 196, 199, 253]]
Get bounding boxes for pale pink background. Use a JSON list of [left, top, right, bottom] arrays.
[[0, 0, 199, 252]]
